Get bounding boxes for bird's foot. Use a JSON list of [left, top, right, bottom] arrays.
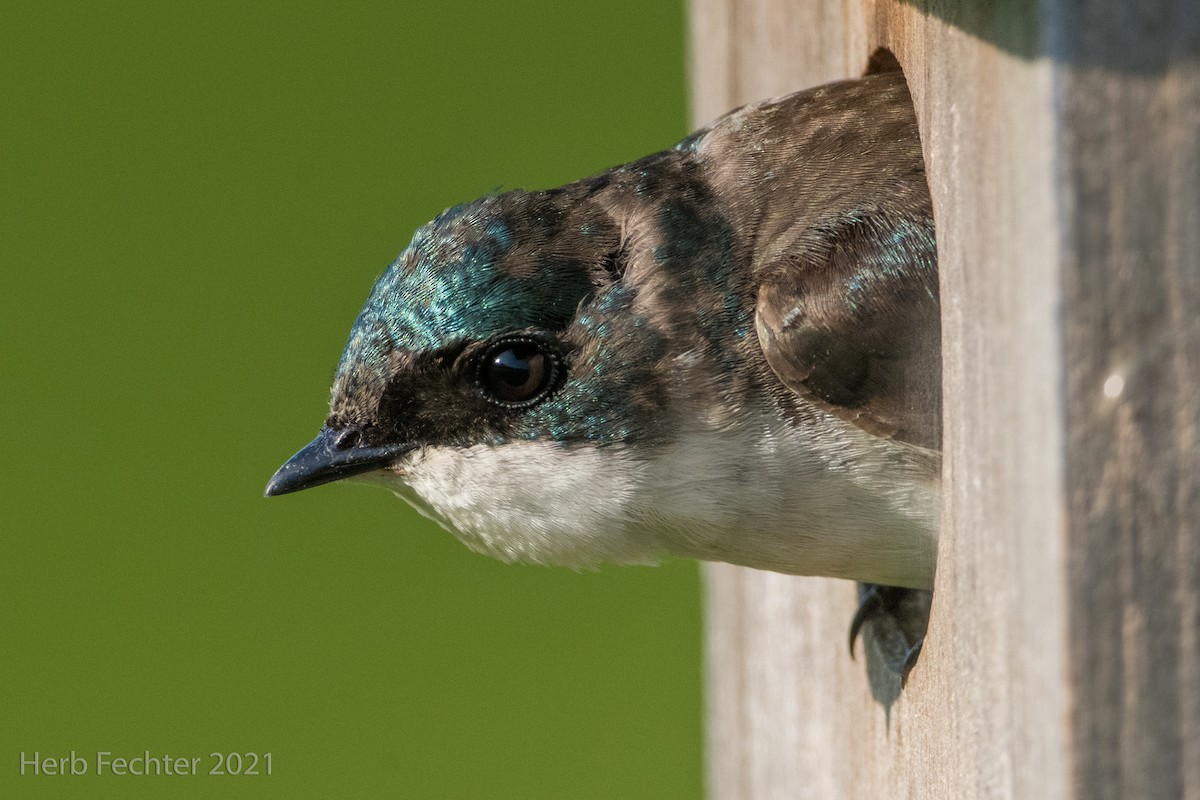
[[849, 583, 931, 687]]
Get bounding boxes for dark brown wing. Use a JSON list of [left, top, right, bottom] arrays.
[[689, 73, 940, 450], [755, 196, 940, 450]]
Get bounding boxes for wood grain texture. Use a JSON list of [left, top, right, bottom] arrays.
[[1057, 3, 1200, 796], [692, 1, 1200, 798]]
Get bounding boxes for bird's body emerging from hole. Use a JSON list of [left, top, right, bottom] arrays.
[[268, 73, 941, 602]]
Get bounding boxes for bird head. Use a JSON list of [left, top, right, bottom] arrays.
[[264, 164, 735, 565]]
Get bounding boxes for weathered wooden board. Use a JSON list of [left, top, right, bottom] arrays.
[[692, 1, 1200, 798]]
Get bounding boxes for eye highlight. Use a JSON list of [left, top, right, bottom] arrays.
[[477, 339, 559, 407]]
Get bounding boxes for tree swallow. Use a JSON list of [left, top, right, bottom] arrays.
[[267, 73, 939, 649]]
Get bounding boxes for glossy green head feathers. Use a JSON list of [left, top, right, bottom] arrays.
[[324, 174, 687, 448], [333, 191, 607, 401]]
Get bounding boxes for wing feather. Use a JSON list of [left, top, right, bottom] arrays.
[[754, 183, 940, 450]]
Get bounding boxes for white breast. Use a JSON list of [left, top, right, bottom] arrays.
[[376, 409, 939, 588]]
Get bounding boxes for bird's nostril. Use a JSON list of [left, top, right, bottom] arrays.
[[333, 428, 361, 450]]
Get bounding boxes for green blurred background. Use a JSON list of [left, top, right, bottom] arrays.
[[1, 3, 702, 797]]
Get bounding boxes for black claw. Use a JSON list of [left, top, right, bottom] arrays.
[[900, 639, 924, 688], [847, 583, 932, 688], [849, 584, 885, 658]]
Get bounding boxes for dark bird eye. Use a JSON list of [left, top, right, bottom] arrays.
[[479, 340, 556, 407]]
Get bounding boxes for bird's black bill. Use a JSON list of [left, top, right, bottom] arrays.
[[264, 426, 413, 497]]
